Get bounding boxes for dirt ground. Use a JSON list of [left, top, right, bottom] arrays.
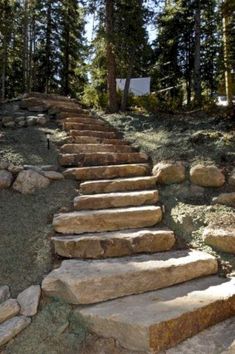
[[0, 124, 77, 296]]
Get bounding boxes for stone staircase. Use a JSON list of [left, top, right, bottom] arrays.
[[41, 100, 235, 354]]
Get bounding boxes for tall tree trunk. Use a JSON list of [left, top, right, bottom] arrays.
[[1, 0, 8, 100], [45, 1, 52, 93], [121, 63, 133, 111], [63, 6, 70, 96], [194, 0, 201, 105], [106, 0, 118, 113], [23, 0, 29, 93], [222, 1, 233, 105]]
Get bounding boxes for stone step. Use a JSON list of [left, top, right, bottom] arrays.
[[64, 122, 116, 132], [53, 206, 162, 234], [52, 227, 176, 259], [57, 111, 88, 119], [74, 190, 159, 210], [59, 152, 149, 167], [76, 276, 235, 353], [70, 130, 119, 139], [63, 164, 151, 180], [80, 176, 157, 194], [42, 250, 218, 304], [66, 136, 129, 146], [60, 144, 134, 154], [63, 117, 105, 125]]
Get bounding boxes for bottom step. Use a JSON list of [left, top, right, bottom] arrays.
[[77, 276, 235, 353]]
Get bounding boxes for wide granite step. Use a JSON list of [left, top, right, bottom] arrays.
[[60, 143, 134, 154], [69, 130, 119, 139], [59, 152, 149, 167], [80, 176, 157, 194], [63, 117, 106, 125], [63, 164, 151, 180], [42, 250, 218, 304], [52, 227, 176, 259], [53, 205, 162, 234], [66, 136, 129, 145], [73, 190, 159, 210], [76, 276, 235, 353], [64, 122, 116, 132]]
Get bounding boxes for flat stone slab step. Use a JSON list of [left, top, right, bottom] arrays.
[[0, 299, 20, 324], [57, 111, 89, 119], [80, 176, 158, 194], [64, 122, 116, 132], [53, 206, 162, 234], [42, 250, 218, 304], [76, 276, 235, 353], [74, 190, 159, 210], [63, 164, 150, 180], [52, 227, 176, 259], [60, 143, 134, 154], [66, 136, 129, 145], [70, 130, 119, 139], [63, 117, 106, 125], [59, 152, 149, 167]]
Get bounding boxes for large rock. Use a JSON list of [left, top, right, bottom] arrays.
[[190, 164, 225, 187], [52, 227, 176, 259], [13, 170, 50, 194], [17, 285, 41, 317], [0, 287, 10, 304], [0, 170, 13, 189], [53, 206, 163, 234], [42, 250, 217, 305], [0, 316, 31, 347], [0, 299, 20, 324], [77, 276, 235, 353], [42, 171, 64, 180], [212, 193, 235, 207], [152, 162, 186, 184], [203, 227, 235, 254]]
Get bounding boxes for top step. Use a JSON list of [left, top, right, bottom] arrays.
[[63, 163, 151, 180]]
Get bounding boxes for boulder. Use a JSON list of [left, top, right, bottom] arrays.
[[7, 164, 23, 174], [0, 170, 13, 189], [0, 161, 9, 170], [37, 116, 47, 125], [190, 164, 225, 187], [0, 316, 31, 347], [13, 170, 50, 194], [228, 168, 235, 187], [212, 193, 235, 208], [152, 161, 186, 184], [26, 116, 37, 126], [0, 287, 10, 304], [203, 227, 235, 254], [42, 171, 64, 180], [0, 299, 20, 324], [17, 285, 41, 317]]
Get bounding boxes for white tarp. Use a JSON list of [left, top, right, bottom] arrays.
[[116, 77, 151, 96]]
